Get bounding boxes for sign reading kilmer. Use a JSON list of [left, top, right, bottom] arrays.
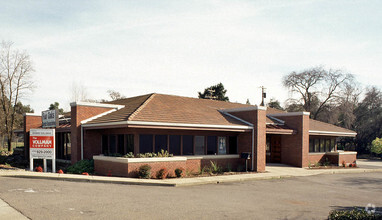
[[42, 109, 58, 128]]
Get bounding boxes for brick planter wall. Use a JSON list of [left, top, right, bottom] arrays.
[[94, 155, 242, 178], [307, 151, 357, 166]]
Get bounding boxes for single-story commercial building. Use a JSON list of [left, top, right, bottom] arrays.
[[23, 93, 357, 176]]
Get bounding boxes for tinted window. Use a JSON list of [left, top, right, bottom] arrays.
[[126, 134, 134, 153], [110, 135, 116, 154], [117, 135, 124, 154], [195, 136, 205, 155], [169, 135, 181, 155], [155, 135, 167, 153], [182, 135, 193, 155], [229, 136, 237, 154], [102, 135, 108, 155], [218, 137, 227, 155], [207, 136, 217, 155], [139, 134, 153, 153]]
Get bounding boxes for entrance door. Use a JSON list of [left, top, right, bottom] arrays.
[[270, 135, 281, 163]]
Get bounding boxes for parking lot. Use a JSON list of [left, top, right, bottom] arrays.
[[0, 171, 381, 219]]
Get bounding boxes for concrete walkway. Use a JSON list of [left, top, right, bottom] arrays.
[[1, 161, 382, 187], [0, 198, 28, 220]]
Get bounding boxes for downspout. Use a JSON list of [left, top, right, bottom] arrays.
[[81, 125, 84, 160], [252, 127, 254, 171]]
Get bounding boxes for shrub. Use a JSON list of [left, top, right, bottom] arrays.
[[123, 152, 134, 158], [157, 149, 173, 158], [156, 168, 168, 179], [138, 164, 151, 179], [328, 208, 381, 220], [175, 168, 184, 178], [226, 163, 232, 172], [323, 158, 331, 166], [210, 161, 222, 174], [35, 166, 43, 172], [66, 160, 94, 174], [371, 137, 382, 155]]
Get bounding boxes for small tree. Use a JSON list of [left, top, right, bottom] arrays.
[[198, 82, 229, 101], [0, 41, 34, 151], [49, 102, 64, 114], [107, 90, 126, 101], [371, 137, 382, 156]]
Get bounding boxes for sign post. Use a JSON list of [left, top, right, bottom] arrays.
[[29, 129, 56, 173]]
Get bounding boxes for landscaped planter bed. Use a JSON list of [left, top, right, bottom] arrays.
[[93, 154, 243, 178]]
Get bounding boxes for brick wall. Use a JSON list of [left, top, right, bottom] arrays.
[[23, 115, 42, 159], [230, 108, 266, 172], [308, 152, 357, 166], [276, 114, 309, 167], [71, 105, 115, 164], [94, 156, 243, 178]]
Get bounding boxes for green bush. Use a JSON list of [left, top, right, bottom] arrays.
[[209, 161, 222, 174], [175, 168, 183, 178], [138, 164, 151, 179], [328, 208, 381, 220], [371, 137, 382, 155], [66, 160, 94, 174], [156, 168, 168, 179], [123, 152, 134, 158]]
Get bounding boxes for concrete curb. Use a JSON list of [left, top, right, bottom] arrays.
[[1, 168, 382, 187]]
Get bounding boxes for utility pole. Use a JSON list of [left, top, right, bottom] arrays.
[[259, 86, 267, 106]]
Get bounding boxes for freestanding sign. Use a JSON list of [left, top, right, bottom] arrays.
[[29, 129, 56, 172], [42, 109, 58, 128]]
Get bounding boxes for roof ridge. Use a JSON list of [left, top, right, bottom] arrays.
[[127, 93, 156, 121]]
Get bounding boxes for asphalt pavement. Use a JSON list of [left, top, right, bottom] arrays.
[[0, 172, 381, 219]]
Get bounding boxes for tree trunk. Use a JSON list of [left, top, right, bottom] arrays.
[[7, 137, 11, 152]]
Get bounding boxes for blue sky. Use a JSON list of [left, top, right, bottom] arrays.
[[1, 0, 381, 112]]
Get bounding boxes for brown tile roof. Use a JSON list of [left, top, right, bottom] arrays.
[[85, 93, 255, 126], [309, 119, 356, 135], [129, 93, 251, 126], [86, 94, 152, 124]]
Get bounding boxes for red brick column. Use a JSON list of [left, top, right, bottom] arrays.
[[275, 113, 310, 167], [23, 114, 42, 159], [229, 107, 267, 172], [71, 104, 116, 164]]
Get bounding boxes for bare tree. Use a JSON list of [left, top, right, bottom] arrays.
[[70, 81, 88, 102], [283, 66, 354, 119], [0, 41, 34, 151], [107, 90, 126, 101]]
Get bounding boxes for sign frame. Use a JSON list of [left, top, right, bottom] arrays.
[[42, 109, 59, 128], [29, 129, 56, 173]]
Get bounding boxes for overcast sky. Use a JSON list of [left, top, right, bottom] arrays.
[[1, 0, 381, 113]]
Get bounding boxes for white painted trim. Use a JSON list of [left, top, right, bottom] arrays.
[[268, 112, 310, 117], [81, 108, 119, 124], [223, 105, 266, 113], [219, 111, 254, 126], [23, 113, 41, 116], [309, 130, 357, 136], [70, 101, 124, 109], [325, 151, 357, 155], [266, 115, 285, 125], [83, 120, 253, 130], [185, 154, 240, 160], [93, 155, 187, 163]]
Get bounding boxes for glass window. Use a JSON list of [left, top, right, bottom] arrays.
[[325, 139, 330, 152], [320, 139, 325, 152], [330, 139, 335, 152], [218, 137, 227, 155], [169, 135, 181, 155], [117, 135, 124, 155], [139, 134, 153, 154], [195, 136, 205, 155], [229, 136, 237, 154], [155, 135, 167, 153], [102, 135, 108, 155], [207, 136, 217, 155], [314, 139, 320, 152], [182, 135, 193, 155], [126, 134, 134, 153], [109, 135, 117, 154], [309, 138, 314, 152]]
